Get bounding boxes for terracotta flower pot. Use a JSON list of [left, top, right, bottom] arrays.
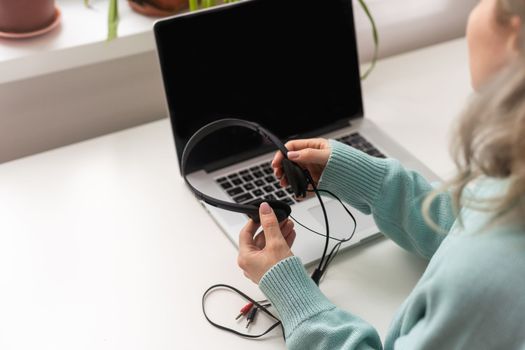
[[128, 0, 189, 17], [0, 0, 56, 33]]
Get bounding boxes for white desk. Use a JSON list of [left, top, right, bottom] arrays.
[[0, 38, 471, 350]]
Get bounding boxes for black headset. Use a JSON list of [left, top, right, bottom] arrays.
[[189, 120, 359, 338], [181, 118, 312, 223]]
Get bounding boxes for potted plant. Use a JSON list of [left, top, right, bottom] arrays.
[[85, 0, 225, 41], [128, 0, 190, 16], [0, 0, 61, 39]]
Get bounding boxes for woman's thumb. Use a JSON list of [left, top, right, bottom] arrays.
[[287, 148, 327, 165], [259, 202, 285, 243]]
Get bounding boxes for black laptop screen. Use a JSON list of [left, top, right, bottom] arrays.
[[154, 0, 363, 173]]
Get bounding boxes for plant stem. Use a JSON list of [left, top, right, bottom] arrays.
[[189, 0, 199, 11], [357, 0, 379, 80], [107, 0, 119, 41]]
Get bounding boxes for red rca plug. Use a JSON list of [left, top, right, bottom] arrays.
[[235, 302, 254, 320]]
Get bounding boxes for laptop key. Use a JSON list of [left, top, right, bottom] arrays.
[[217, 177, 227, 183], [263, 167, 273, 175], [221, 182, 233, 190], [253, 171, 264, 178], [275, 190, 287, 198], [282, 198, 295, 206], [228, 174, 239, 179], [249, 166, 260, 172], [227, 187, 244, 196], [265, 175, 275, 183], [286, 187, 294, 194], [263, 185, 274, 193], [233, 193, 254, 203], [264, 194, 276, 201], [240, 170, 249, 175], [273, 181, 281, 190], [232, 178, 243, 186], [252, 189, 264, 197], [353, 142, 364, 150], [242, 175, 254, 182], [254, 179, 265, 187], [244, 183, 255, 191]]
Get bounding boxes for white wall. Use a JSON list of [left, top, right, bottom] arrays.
[[354, 0, 478, 62], [0, 52, 166, 164]]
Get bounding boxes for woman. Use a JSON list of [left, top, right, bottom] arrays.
[[237, 0, 525, 348]]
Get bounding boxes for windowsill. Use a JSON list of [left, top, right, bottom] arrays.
[[0, 0, 170, 84], [0, 0, 473, 85]]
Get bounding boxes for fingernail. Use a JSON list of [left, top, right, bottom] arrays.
[[260, 202, 272, 214], [288, 151, 299, 160]]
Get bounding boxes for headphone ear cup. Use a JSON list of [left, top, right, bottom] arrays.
[[282, 158, 308, 198], [246, 199, 291, 223]]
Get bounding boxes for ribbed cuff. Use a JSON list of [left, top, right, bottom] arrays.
[[259, 256, 335, 337], [318, 140, 388, 214]]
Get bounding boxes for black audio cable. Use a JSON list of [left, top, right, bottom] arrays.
[[202, 284, 283, 339], [299, 188, 357, 283], [308, 180, 330, 285], [201, 189, 357, 339]]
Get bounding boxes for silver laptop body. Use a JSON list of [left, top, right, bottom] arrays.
[[154, 0, 440, 265]]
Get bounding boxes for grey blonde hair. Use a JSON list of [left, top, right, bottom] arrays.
[[423, 0, 525, 231]]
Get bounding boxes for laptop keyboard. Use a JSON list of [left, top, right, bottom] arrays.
[[216, 161, 296, 206], [215, 132, 385, 206], [336, 133, 386, 158]]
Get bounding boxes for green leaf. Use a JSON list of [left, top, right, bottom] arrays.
[[107, 0, 119, 41]]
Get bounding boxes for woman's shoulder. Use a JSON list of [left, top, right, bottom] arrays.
[[433, 221, 525, 298], [389, 222, 525, 349]]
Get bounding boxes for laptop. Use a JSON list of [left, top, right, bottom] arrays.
[[153, 0, 439, 265]]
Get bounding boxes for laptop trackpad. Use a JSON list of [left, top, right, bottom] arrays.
[[308, 200, 357, 241]]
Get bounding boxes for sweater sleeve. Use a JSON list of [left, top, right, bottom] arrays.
[[318, 140, 455, 259], [259, 256, 383, 350], [260, 224, 525, 350]]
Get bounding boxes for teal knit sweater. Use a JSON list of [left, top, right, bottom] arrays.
[[259, 140, 525, 349]]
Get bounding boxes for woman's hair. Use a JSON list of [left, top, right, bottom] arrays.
[[422, 0, 525, 231], [497, 0, 525, 28]]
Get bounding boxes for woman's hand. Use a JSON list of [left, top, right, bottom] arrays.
[[272, 138, 331, 188], [237, 202, 296, 284]]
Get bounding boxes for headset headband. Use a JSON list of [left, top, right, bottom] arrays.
[[181, 118, 293, 220]]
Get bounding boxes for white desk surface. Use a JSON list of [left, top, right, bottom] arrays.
[[0, 38, 471, 350]]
